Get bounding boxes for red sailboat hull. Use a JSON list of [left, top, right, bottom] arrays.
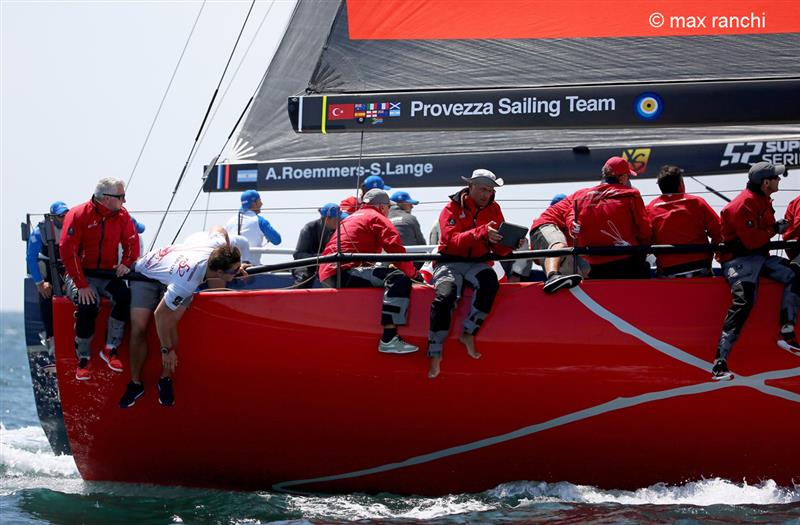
[[53, 279, 800, 495]]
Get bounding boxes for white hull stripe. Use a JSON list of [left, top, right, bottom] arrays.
[[274, 288, 800, 492]]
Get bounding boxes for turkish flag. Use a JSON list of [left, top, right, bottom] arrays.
[[328, 103, 354, 120]]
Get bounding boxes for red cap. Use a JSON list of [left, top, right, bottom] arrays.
[[604, 156, 637, 177]]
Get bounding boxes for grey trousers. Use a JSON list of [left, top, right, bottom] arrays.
[[716, 254, 799, 361]]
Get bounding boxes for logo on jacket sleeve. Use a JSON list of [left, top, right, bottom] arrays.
[[67, 227, 75, 236], [448, 218, 456, 225]]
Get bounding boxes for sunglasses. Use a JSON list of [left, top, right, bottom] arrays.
[[223, 265, 241, 276], [103, 193, 126, 200]]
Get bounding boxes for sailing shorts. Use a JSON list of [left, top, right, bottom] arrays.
[[130, 280, 167, 311]]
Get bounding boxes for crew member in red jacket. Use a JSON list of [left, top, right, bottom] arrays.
[[646, 165, 722, 277], [783, 194, 800, 261], [339, 175, 391, 215], [60, 177, 140, 381], [711, 162, 799, 381], [566, 156, 652, 279], [319, 188, 418, 355], [529, 193, 589, 293], [427, 169, 514, 379]]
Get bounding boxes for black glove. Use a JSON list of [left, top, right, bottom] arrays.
[[775, 219, 789, 235]]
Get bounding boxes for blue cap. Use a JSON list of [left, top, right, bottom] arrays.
[[50, 201, 69, 216], [362, 175, 391, 191], [319, 203, 348, 219], [391, 191, 419, 205], [550, 193, 567, 206], [240, 189, 261, 210], [130, 216, 146, 234]]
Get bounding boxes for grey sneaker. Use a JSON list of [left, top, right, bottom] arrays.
[[379, 336, 419, 354]]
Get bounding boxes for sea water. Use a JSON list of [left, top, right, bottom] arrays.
[[2, 312, 799, 524]]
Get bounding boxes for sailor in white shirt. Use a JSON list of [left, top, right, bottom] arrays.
[[225, 190, 281, 264], [119, 227, 244, 409]]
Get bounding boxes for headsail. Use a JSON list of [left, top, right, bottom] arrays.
[[213, 0, 800, 192]]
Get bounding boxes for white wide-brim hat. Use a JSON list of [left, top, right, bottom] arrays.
[[461, 168, 504, 187]]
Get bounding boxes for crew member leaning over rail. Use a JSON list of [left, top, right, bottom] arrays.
[[711, 162, 800, 381], [646, 165, 722, 278], [427, 169, 515, 380], [118, 227, 244, 408], [319, 189, 419, 355], [566, 156, 652, 279], [60, 177, 139, 381], [784, 194, 800, 262]]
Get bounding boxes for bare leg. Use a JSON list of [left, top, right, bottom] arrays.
[[428, 356, 442, 379], [129, 308, 152, 383], [544, 242, 567, 275], [459, 333, 481, 359]]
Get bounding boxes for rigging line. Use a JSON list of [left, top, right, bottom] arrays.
[[171, 96, 255, 244], [202, 191, 211, 231], [185, 0, 276, 171], [126, 0, 206, 193], [149, 0, 258, 251], [687, 175, 732, 203]]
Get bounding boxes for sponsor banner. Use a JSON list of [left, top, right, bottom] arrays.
[[289, 79, 800, 133], [203, 139, 799, 192], [346, 0, 800, 40]]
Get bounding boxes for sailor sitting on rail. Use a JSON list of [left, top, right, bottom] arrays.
[[784, 194, 800, 262], [565, 156, 652, 279], [118, 227, 244, 408], [529, 193, 588, 293], [225, 190, 281, 265], [318, 189, 419, 355], [427, 169, 517, 379], [646, 165, 722, 278], [711, 162, 800, 381]]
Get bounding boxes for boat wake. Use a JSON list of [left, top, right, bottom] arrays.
[[1, 425, 798, 523]]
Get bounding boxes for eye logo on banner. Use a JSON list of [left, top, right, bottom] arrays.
[[622, 148, 652, 174], [634, 92, 663, 121]]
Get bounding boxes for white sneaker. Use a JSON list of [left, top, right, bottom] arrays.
[[379, 336, 419, 354]]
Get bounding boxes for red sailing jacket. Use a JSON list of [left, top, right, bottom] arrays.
[[566, 182, 652, 265], [339, 195, 359, 215], [438, 188, 512, 260], [646, 193, 722, 271], [318, 205, 415, 281], [59, 198, 140, 289], [531, 195, 573, 242], [783, 194, 800, 242], [719, 187, 776, 262]]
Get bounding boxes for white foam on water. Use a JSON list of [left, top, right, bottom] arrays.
[[285, 493, 494, 521], [0, 424, 78, 480], [491, 478, 800, 506]]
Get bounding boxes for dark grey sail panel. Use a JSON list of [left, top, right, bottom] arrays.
[[227, 0, 799, 183]]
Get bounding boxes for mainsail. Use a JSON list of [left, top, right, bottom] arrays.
[[207, 0, 800, 192]]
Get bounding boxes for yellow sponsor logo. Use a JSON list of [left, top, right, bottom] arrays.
[[622, 148, 651, 175]]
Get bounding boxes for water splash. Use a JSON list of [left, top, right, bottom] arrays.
[[0, 424, 78, 479]]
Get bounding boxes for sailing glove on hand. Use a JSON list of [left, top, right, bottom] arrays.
[[775, 219, 789, 235], [570, 221, 581, 238]]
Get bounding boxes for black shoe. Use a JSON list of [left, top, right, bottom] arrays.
[[543, 273, 582, 294], [119, 382, 144, 408], [778, 328, 800, 356], [157, 377, 174, 407], [711, 359, 734, 381]]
